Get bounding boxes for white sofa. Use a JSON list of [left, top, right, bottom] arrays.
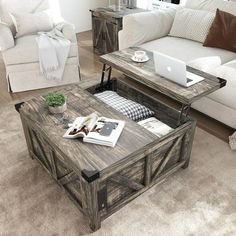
[[119, 0, 236, 129], [0, 0, 80, 93]]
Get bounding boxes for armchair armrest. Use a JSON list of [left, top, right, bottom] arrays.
[[0, 23, 15, 51], [119, 8, 177, 50], [54, 21, 77, 43]]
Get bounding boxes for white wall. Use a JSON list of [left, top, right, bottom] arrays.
[[58, 0, 109, 33], [137, 0, 185, 9]]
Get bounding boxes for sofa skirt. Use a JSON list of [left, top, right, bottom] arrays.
[[193, 97, 236, 129]]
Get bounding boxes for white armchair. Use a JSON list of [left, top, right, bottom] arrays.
[[0, 0, 80, 93]]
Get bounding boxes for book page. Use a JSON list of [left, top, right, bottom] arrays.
[[84, 117, 125, 147], [63, 113, 98, 139]]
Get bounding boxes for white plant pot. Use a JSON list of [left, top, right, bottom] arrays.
[[48, 102, 67, 114]]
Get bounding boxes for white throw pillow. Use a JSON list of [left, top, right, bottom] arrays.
[[169, 8, 215, 43], [0, 0, 50, 35], [11, 10, 53, 38]]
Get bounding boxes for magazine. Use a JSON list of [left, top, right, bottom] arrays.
[[63, 113, 125, 147], [138, 117, 173, 138]]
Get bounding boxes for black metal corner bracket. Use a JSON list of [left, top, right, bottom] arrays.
[[218, 77, 227, 88], [177, 104, 191, 126], [15, 102, 25, 113], [81, 169, 100, 183]]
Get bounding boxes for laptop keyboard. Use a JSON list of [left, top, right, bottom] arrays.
[[187, 78, 193, 83]]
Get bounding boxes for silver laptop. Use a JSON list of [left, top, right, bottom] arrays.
[[153, 51, 204, 87]]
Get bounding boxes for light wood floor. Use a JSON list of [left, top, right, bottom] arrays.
[[0, 31, 234, 142]]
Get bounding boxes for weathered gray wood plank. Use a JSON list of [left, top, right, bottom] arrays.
[[90, 8, 148, 54], [102, 160, 186, 221], [144, 154, 152, 186], [90, 8, 148, 19], [152, 135, 183, 180], [81, 178, 101, 231], [58, 171, 79, 186], [110, 174, 144, 191], [100, 47, 226, 104]]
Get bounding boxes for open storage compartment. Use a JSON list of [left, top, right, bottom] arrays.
[[87, 78, 190, 130]]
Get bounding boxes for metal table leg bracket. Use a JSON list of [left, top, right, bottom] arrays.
[[96, 64, 112, 92], [177, 104, 191, 126]]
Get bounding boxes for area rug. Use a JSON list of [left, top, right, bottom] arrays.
[[0, 104, 236, 236]]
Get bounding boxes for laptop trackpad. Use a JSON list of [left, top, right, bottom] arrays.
[[187, 72, 204, 83]]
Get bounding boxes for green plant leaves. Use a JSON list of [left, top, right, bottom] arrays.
[[46, 92, 66, 107]]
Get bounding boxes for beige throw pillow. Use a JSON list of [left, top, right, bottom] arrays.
[[11, 10, 53, 38], [169, 8, 215, 43]]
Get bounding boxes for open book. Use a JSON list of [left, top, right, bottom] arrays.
[[63, 113, 125, 147]]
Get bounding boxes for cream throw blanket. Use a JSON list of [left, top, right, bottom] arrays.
[[37, 23, 71, 80]]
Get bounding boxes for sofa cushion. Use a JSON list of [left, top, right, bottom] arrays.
[[2, 34, 78, 65], [185, 0, 236, 16], [169, 8, 215, 43], [140, 36, 236, 66], [140, 36, 236, 111], [6, 57, 79, 73], [207, 60, 236, 110], [203, 9, 236, 53]]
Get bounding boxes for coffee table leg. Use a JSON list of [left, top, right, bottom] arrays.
[[177, 104, 191, 126], [85, 180, 101, 231], [180, 119, 197, 169], [81, 170, 101, 232]]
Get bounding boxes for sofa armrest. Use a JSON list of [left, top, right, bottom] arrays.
[[0, 23, 15, 51], [119, 8, 176, 50]]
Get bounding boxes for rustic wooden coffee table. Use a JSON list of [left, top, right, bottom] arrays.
[[18, 81, 195, 232], [18, 48, 226, 232]]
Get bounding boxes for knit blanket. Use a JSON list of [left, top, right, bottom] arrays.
[[37, 23, 71, 80]]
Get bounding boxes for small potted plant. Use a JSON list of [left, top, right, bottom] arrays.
[[46, 92, 67, 114]]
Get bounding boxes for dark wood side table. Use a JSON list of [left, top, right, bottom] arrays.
[[90, 7, 147, 54]]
